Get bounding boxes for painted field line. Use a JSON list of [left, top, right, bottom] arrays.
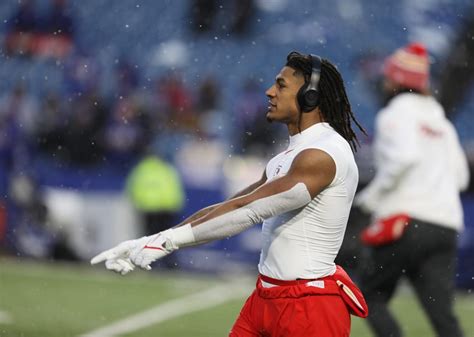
[[79, 282, 250, 337], [0, 310, 13, 324]]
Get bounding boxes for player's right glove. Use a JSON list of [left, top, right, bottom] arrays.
[[129, 231, 177, 270], [90, 238, 143, 275], [90, 230, 177, 274]]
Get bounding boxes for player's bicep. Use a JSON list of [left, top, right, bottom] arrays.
[[238, 149, 335, 204], [286, 149, 336, 199]]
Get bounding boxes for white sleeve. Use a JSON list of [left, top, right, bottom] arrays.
[[169, 183, 312, 248], [364, 111, 418, 199]]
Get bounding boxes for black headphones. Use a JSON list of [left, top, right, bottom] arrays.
[[297, 54, 322, 113]]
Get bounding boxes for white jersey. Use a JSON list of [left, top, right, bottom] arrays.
[[258, 122, 359, 280], [367, 93, 469, 231]]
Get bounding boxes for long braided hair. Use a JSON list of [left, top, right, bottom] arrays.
[[286, 51, 366, 151]]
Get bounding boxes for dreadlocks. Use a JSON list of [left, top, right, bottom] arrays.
[[286, 51, 366, 151]]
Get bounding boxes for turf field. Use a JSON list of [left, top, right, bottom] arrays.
[[0, 258, 473, 337]]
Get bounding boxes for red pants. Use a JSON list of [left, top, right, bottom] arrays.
[[230, 274, 352, 337]]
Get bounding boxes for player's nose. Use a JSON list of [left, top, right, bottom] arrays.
[[266, 85, 276, 98]]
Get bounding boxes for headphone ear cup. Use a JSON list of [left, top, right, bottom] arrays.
[[297, 54, 322, 113], [297, 83, 309, 112], [303, 88, 319, 110], [297, 85, 319, 113]]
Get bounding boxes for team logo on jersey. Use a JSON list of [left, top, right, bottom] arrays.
[[274, 165, 282, 176], [419, 124, 444, 138]]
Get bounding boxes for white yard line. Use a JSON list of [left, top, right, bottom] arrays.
[[0, 310, 13, 324], [79, 282, 250, 337]]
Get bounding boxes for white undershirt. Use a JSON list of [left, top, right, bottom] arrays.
[[258, 123, 359, 280]]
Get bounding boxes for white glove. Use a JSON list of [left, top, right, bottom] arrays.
[[90, 238, 142, 275], [90, 230, 176, 274], [129, 231, 177, 270]]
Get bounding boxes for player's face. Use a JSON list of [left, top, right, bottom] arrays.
[[265, 66, 304, 123]]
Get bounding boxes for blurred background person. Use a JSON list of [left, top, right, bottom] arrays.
[[4, 0, 37, 57], [33, 91, 66, 158], [189, 0, 254, 36], [102, 94, 150, 165], [40, 0, 74, 39], [125, 152, 185, 268], [5, 0, 75, 59], [35, 0, 75, 59], [61, 88, 107, 165], [0, 83, 39, 146], [355, 42, 470, 337], [0, 83, 38, 209]]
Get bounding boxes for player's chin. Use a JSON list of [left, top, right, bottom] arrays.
[[266, 110, 278, 123], [266, 112, 273, 123], [266, 112, 287, 124]]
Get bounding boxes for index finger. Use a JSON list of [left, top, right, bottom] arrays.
[[91, 243, 132, 265], [91, 250, 113, 265]]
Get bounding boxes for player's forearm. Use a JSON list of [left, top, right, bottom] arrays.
[[175, 175, 266, 227], [230, 180, 266, 199], [174, 203, 222, 228], [189, 195, 248, 227], [176, 183, 259, 227], [175, 176, 266, 227]]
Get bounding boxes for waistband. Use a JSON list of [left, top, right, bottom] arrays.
[[259, 273, 332, 287], [258, 266, 369, 318]]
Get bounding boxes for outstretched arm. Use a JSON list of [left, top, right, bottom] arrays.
[[183, 149, 335, 243], [174, 170, 268, 227], [91, 149, 335, 273], [229, 170, 269, 199]]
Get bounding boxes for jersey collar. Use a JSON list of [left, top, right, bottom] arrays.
[[288, 122, 332, 149]]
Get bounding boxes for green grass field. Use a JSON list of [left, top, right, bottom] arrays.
[[1, 257, 473, 337]]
